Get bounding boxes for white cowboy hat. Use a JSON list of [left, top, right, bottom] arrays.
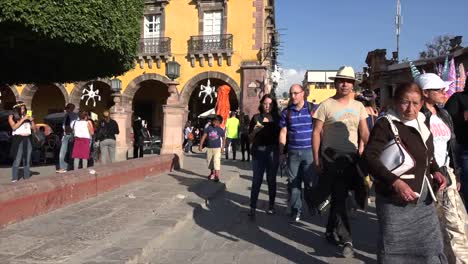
[[329, 66, 357, 81]]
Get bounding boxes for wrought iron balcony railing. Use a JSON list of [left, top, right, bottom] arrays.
[[188, 34, 233, 54], [138, 37, 171, 57]]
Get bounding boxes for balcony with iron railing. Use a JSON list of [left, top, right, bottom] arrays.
[[188, 34, 233, 67], [138, 37, 171, 57]]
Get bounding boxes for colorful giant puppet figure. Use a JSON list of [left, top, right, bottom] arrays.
[[215, 85, 231, 129]]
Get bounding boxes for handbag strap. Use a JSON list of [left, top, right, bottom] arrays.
[[383, 115, 401, 143]]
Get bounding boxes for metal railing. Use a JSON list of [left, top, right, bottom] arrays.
[[188, 34, 233, 54], [138, 37, 171, 56]]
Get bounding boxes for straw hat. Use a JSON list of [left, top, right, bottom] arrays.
[[329, 66, 357, 81]]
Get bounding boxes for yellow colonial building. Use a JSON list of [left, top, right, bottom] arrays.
[[303, 70, 338, 104], [0, 0, 278, 164]]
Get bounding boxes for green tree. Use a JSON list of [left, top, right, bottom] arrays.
[[419, 35, 452, 59], [0, 0, 144, 83]]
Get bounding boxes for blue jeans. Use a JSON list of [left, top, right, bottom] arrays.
[[12, 138, 32, 181], [59, 134, 72, 170], [459, 147, 468, 208], [287, 149, 315, 214], [250, 145, 279, 209]]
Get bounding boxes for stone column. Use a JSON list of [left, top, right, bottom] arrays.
[[110, 92, 132, 162], [240, 63, 268, 118], [160, 81, 187, 169]]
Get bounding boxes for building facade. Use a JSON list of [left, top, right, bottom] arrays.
[[0, 0, 278, 166], [303, 70, 337, 104], [364, 38, 467, 108]]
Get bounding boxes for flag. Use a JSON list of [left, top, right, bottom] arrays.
[[446, 58, 456, 97], [458, 63, 466, 92]]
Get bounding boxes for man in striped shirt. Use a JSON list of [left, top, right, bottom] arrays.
[[279, 84, 315, 222]]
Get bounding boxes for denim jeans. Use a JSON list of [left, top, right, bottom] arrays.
[[12, 138, 32, 181], [250, 145, 279, 209], [59, 134, 72, 170], [225, 138, 238, 160], [287, 148, 315, 214], [458, 146, 468, 209], [100, 139, 116, 164]]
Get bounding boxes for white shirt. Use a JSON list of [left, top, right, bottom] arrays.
[[73, 120, 91, 139], [12, 121, 31, 136], [429, 115, 451, 167]]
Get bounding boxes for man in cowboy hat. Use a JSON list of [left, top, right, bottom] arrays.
[[312, 66, 370, 258]]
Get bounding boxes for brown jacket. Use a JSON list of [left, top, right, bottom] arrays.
[[363, 110, 440, 200]]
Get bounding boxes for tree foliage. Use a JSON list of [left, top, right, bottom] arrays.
[[419, 35, 452, 59], [0, 0, 144, 84]]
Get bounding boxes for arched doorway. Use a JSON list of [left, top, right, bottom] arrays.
[[132, 80, 170, 138], [76, 81, 114, 119], [187, 78, 239, 122], [31, 84, 66, 123], [0, 85, 19, 110]]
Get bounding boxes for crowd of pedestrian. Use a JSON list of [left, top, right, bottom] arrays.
[[7, 102, 120, 180], [194, 65, 468, 263]]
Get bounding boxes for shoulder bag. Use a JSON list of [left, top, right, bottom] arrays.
[[379, 116, 415, 177]]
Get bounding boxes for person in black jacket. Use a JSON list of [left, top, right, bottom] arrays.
[[132, 115, 144, 159], [97, 110, 119, 164], [364, 82, 447, 263], [445, 82, 468, 207], [418, 73, 468, 263], [248, 94, 281, 220]]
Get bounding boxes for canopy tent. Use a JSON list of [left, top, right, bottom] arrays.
[[197, 108, 216, 119]]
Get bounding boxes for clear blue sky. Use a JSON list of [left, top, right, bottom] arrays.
[[276, 0, 468, 72]]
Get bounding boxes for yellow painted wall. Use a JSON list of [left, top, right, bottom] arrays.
[[307, 84, 337, 104], [112, 0, 259, 94], [14, 0, 260, 98]]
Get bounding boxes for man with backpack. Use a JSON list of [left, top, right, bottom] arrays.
[[279, 84, 316, 222]]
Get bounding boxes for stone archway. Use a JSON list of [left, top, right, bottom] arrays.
[[123, 73, 171, 105], [70, 78, 112, 107], [21, 83, 69, 109], [0, 85, 20, 110], [180, 71, 241, 107]]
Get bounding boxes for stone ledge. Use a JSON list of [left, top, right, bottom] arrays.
[[0, 154, 177, 228]]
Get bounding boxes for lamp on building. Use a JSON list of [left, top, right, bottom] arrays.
[[110, 78, 122, 93], [166, 57, 181, 81]]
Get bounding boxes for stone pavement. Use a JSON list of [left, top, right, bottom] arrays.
[[144, 161, 378, 264], [0, 153, 378, 263], [0, 153, 240, 264]]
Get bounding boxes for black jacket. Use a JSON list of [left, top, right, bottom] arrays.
[[421, 105, 460, 183], [97, 119, 119, 140], [364, 110, 439, 200]]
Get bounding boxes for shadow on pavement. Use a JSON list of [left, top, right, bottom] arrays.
[[169, 162, 377, 264]]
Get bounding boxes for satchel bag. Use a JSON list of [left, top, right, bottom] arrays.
[[379, 116, 415, 177]]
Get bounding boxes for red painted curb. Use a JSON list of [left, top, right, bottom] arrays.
[[0, 154, 176, 228]]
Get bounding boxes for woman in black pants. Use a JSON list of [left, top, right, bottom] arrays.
[[248, 94, 280, 219]]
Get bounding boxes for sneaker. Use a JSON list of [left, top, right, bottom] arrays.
[[248, 208, 256, 220], [207, 174, 215, 180], [11, 180, 17, 183], [213, 176, 220, 183], [56, 169, 67, 173], [342, 242, 354, 258], [293, 211, 301, 222], [266, 207, 276, 215]]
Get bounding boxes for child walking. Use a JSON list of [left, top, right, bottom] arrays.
[[199, 115, 225, 182]]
